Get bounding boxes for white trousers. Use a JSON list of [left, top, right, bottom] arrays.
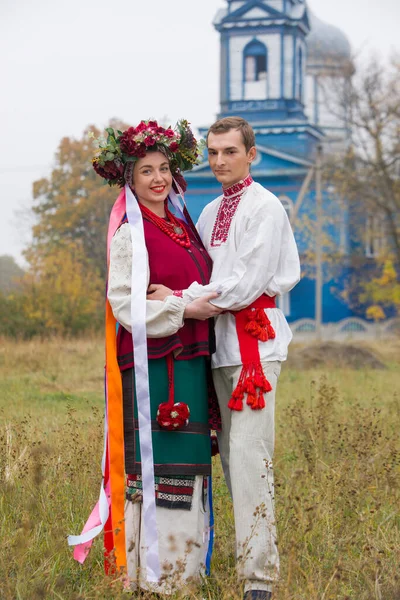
[[213, 360, 281, 594], [125, 474, 209, 595]]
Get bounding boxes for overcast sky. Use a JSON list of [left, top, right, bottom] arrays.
[[1, 0, 399, 264]]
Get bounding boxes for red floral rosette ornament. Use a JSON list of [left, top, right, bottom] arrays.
[[157, 354, 190, 431]]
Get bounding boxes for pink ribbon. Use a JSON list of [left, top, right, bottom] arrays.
[[71, 481, 111, 563], [107, 189, 127, 258]]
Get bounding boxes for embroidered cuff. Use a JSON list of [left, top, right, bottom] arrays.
[[173, 290, 183, 298]]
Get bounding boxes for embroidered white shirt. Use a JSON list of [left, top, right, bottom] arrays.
[[108, 223, 185, 338], [182, 181, 301, 368]]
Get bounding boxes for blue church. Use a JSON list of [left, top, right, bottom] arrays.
[[184, 0, 371, 328]]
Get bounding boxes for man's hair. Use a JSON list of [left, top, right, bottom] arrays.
[[207, 117, 256, 152]]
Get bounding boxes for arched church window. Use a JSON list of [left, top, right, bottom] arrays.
[[365, 214, 384, 258], [279, 195, 293, 221], [244, 40, 268, 83]]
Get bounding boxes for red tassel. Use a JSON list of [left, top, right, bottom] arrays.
[[266, 322, 276, 340], [244, 319, 260, 336], [246, 393, 257, 408], [230, 295, 277, 413], [257, 390, 266, 409], [257, 329, 268, 342], [228, 389, 244, 411], [228, 363, 272, 412], [245, 308, 276, 342], [228, 376, 245, 411], [244, 380, 256, 395], [253, 371, 264, 389], [256, 309, 268, 326]]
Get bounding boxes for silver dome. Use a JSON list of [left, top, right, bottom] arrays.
[[307, 12, 352, 63]]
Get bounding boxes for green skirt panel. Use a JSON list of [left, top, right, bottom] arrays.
[[122, 356, 211, 476]]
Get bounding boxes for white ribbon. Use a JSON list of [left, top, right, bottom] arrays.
[[169, 181, 187, 223], [125, 184, 160, 583]]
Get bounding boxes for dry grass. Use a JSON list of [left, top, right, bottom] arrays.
[[0, 337, 399, 599]]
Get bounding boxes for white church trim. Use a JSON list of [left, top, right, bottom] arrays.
[[256, 144, 313, 166]]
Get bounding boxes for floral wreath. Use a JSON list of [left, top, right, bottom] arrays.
[[91, 119, 202, 191]]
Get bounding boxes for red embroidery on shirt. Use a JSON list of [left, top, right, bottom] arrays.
[[210, 175, 253, 248]]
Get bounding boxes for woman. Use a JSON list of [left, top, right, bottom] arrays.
[[70, 120, 221, 594]]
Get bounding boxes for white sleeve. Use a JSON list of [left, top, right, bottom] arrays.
[[183, 201, 300, 311], [107, 223, 185, 338]]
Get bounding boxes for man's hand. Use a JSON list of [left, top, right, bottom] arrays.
[[147, 284, 173, 301], [184, 293, 223, 320]]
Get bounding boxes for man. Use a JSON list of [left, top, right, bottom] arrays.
[[149, 117, 300, 600]]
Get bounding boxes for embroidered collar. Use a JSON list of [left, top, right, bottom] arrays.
[[211, 174, 253, 248], [222, 174, 253, 199]]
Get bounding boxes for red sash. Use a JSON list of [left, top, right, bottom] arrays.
[[228, 295, 276, 411]]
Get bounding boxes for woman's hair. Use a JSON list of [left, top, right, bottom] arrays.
[[207, 117, 256, 152]]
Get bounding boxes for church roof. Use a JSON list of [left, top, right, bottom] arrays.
[[213, 1, 309, 31], [307, 12, 351, 64]]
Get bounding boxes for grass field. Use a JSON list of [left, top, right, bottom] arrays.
[[0, 337, 399, 600]]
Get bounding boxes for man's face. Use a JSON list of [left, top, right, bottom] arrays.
[[207, 129, 256, 189]]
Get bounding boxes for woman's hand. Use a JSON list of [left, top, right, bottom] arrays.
[[147, 284, 173, 300], [184, 293, 223, 320]]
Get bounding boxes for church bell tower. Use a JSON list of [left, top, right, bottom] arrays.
[[215, 0, 310, 123]]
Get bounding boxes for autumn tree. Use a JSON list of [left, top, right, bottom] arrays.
[[329, 56, 400, 260], [0, 255, 24, 293], [22, 244, 104, 336], [28, 119, 128, 280], [4, 120, 130, 337], [320, 55, 400, 317]]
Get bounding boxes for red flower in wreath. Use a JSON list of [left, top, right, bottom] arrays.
[[136, 143, 147, 158], [93, 159, 124, 182], [169, 142, 179, 152], [164, 128, 175, 139], [135, 121, 148, 134], [120, 128, 138, 155], [144, 136, 156, 147]]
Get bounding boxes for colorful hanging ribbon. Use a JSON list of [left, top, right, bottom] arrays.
[[68, 186, 160, 581]]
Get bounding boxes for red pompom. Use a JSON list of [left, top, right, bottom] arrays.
[[157, 402, 190, 431]]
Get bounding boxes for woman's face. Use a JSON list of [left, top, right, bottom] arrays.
[[132, 151, 173, 214]]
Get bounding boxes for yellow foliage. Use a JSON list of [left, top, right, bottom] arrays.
[[360, 259, 400, 318], [18, 244, 104, 336], [379, 260, 397, 286], [366, 305, 386, 322]]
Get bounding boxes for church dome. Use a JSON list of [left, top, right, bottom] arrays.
[[307, 12, 351, 65]]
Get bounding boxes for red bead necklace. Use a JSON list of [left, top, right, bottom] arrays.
[[139, 201, 191, 248]]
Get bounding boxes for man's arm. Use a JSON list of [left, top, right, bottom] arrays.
[[181, 200, 300, 311]]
